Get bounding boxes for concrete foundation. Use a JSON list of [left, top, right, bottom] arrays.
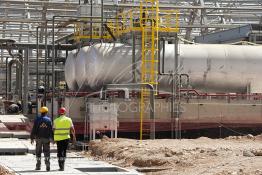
[[0, 131, 30, 139], [0, 138, 57, 154], [0, 153, 140, 175], [0, 138, 140, 175]]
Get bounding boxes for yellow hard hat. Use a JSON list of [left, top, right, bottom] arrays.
[[40, 106, 48, 113]]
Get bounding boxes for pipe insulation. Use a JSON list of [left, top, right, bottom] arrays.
[[65, 43, 262, 93]]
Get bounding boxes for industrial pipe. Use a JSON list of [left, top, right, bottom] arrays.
[[7, 59, 22, 95], [90, 0, 93, 42], [36, 26, 39, 113], [132, 31, 136, 83], [0, 43, 78, 50], [100, 88, 130, 100], [157, 36, 182, 138], [102, 3, 262, 11], [23, 48, 29, 115], [158, 38, 168, 76], [6, 45, 23, 101], [101, 0, 104, 40], [5, 57, 10, 99], [45, 22, 48, 106]]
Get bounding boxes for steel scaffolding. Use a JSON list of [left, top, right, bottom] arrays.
[[0, 0, 262, 117]]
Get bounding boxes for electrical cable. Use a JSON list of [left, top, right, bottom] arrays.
[[217, 122, 247, 136]]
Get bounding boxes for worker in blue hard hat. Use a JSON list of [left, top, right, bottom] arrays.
[[30, 106, 53, 171]]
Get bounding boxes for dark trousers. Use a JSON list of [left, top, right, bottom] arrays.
[[35, 138, 50, 168], [57, 139, 69, 168]]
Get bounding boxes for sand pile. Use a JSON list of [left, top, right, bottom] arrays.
[[0, 165, 14, 175], [87, 134, 262, 175]]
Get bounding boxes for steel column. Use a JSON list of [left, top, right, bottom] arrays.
[[23, 48, 29, 114]]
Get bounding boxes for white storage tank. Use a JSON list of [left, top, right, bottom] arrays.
[[64, 50, 78, 90], [65, 43, 262, 93]]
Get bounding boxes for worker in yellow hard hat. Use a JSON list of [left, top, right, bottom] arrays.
[[53, 107, 76, 171], [30, 106, 53, 171]]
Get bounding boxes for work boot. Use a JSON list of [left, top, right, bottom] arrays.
[[45, 158, 50, 171], [58, 160, 64, 171], [61, 161, 65, 171], [35, 161, 41, 170], [59, 165, 64, 171], [46, 162, 50, 172], [35, 166, 41, 171], [46, 166, 50, 171]]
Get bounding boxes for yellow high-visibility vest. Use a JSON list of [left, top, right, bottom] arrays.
[[53, 115, 72, 141]]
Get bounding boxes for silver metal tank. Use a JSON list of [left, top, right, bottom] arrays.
[[66, 43, 262, 93], [64, 50, 78, 90], [74, 43, 140, 90], [162, 44, 262, 93]]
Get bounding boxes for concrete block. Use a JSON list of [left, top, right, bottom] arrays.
[[0, 153, 140, 174], [13, 131, 30, 139], [0, 138, 28, 154], [0, 132, 13, 138]]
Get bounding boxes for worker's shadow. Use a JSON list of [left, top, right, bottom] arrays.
[[16, 169, 58, 173]]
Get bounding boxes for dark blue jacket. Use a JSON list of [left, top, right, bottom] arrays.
[[30, 115, 53, 139]]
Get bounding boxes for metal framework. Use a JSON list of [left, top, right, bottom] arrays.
[[0, 0, 262, 116], [1, 0, 261, 46]]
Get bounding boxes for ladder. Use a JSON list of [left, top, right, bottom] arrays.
[[139, 0, 159, 140]]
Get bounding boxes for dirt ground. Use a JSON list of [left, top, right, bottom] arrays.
[[86, 134, 262, 175], [0, 165, 14, 175]]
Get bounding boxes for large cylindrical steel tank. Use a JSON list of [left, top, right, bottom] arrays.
[[65, 43, 262, 93], [73, 43, 140, 90], [64, 50, 78, 90]]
